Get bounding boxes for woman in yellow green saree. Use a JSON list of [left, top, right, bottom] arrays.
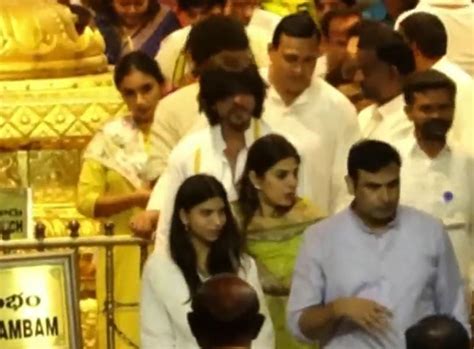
[[234, 134, 326, 349], [77, 51, 164, 349]]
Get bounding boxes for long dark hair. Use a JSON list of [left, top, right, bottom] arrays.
[[170, 175, 243, 297], [237, 134, 300, 229], [114, 51, 165, 88], [95, 0, 160, 26]]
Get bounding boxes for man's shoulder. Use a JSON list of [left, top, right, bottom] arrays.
[[398, 205, 445, 232], [434, 59, 473, 85], [311, 78, 356, 112], [162, 83, 200, 104], [160, 25, 190, 46], [358, 103, 376, 117], [171, 126, 211, 156], [155, 83, 200, 119]]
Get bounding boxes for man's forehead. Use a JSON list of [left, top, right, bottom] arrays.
[[358, 165, 400, 181], [412, 89, 454, 103], [278, 34, 319, 49]]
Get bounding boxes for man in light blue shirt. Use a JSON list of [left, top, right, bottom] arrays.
[[287, 139, 469, 348]]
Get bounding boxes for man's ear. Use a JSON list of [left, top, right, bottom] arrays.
[[345, 174, 355, 196]]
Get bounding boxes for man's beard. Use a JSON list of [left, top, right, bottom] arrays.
[[227, 109, 252, 132], [419, 119, 452, 142]]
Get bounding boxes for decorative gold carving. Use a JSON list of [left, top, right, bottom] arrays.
[[0, 73, 126, 237], [0, 73, 127, 149], [0, 0, 107, 80]]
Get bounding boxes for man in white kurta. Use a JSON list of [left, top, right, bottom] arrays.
[[156, 19, 271, 83], [395, 0, 474, 78], [149, 65, 269, 250], [397, 11, 474, 156], [147, 15, 257, 180], [264, 13, 360, 213], [356, 22, 415, 144], [396, 69, 474, 293]]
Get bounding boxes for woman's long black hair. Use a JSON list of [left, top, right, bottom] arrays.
[[237, 134, 300, 230], [169, 174, 244, 297]]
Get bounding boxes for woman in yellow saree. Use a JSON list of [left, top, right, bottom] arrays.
[[76, 51, 164, 349], [234, 134, 326, 349]]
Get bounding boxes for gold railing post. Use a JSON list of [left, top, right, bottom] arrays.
[[35, 221, 46, 252], [104, 222, 115, 349], [1, 221, 12, 254]]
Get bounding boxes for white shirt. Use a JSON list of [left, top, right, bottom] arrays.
[[396, 1, 474, 78], [149, 120, 269, 249], [141, 252, 275, 349], [268, 116, 333, 213], [358, 94, 413, 144], [314, 54, 328, 78], [261, 68, 361, 213], [249, 8, 281, 39], [432, 56, 474, 156], [156, 24, 271, 82], [146, 83, 204, 180], [397, 138, 474, 288]]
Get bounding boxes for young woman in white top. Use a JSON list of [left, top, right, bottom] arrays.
[[140, 174, 275, 349]]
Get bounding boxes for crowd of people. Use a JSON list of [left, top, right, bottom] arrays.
[[71, 0, 474, 347]]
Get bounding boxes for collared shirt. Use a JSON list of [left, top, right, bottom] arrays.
[[397, 138, 474, 286], [156, 24, 271, 82], [396, 2, 474, 78], [261, 67, 361, 213], [287, 206, 469, 348], [146, 83, 204, 180], [148, 120, 269, 249], [140, 251, 275, 349], [358, 94, 413, 144], [432, 56, 474, 156], [268, 116, 333, 213], [249, 8, 281, 38]]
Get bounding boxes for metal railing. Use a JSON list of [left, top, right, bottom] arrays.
[[0, 221, 151, 349]]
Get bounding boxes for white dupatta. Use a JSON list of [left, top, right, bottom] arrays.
[[83, 116, 149, 189]]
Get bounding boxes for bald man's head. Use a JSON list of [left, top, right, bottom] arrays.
[[405, 315, 470, 349], [188, 273, 265, 348]]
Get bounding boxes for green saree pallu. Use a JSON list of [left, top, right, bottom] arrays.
[[244, 199, 325, 349]]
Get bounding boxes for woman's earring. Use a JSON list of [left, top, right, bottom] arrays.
[[254, 184, 261, 190]]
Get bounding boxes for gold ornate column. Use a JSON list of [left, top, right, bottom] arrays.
[[0, 0, 127, 237]]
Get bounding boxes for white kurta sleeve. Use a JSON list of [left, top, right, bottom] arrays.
[[140, 254, 177, 348], [331, 100, 361, 213], [245, 257, 276, 349], [153, 145, 189, 251]]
